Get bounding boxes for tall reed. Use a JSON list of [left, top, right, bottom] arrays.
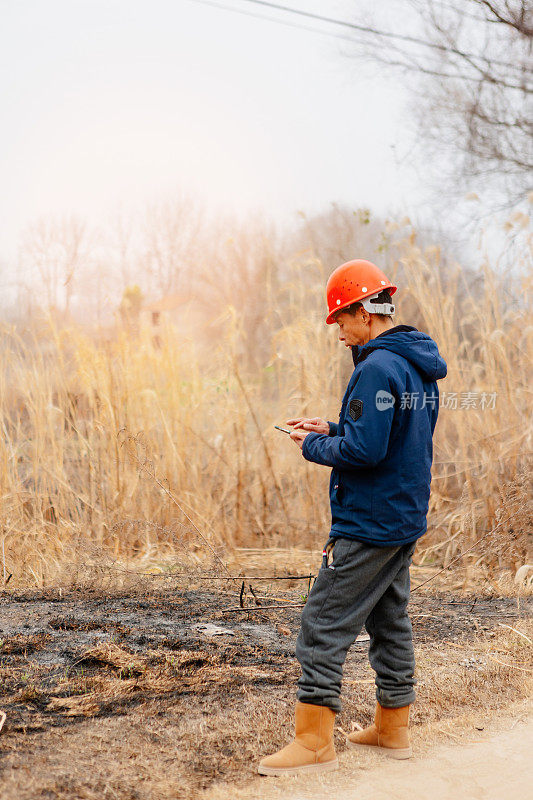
[[1, 221, 531, 586]]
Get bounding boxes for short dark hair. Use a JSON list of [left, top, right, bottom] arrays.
[[342, 289, 393, 320]]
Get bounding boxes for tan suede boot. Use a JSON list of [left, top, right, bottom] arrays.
[[346, 702, 412, 759], [258, 701, 338, 776]]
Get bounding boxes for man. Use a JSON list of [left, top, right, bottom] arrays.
[[258, 259, 447, 776]]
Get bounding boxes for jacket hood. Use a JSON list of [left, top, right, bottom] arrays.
[[353, 325, 447, 381]]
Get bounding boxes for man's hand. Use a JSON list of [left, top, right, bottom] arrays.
[[286, 417, 330, 435], [289, 428, 309, 450]]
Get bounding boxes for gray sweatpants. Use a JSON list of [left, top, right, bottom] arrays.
[[296, 537, 417, 713]]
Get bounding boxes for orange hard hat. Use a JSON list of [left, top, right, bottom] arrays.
[[325, 259, 397, 324]]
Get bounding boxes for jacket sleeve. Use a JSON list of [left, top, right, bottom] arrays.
[[327, 421, 338, 436], [302, 363, 396, 469]]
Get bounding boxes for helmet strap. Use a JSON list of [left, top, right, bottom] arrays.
[[361, 293, 395, 316]]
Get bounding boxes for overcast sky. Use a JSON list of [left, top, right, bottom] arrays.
[[1, 0, 438, 267]]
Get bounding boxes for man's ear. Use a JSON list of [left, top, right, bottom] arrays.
[[360, 308, 370, 324]]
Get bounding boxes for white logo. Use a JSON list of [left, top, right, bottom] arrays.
[[375, 390, 395, 410]]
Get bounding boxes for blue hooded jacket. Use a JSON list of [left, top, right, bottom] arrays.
[[302, 325, 447, 546]]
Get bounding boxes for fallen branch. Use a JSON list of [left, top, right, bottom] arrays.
[[220, 603, 306, 612], [190, 574, 314, 581], [487, 654, 533, 673], [497, 623, 533, 645]]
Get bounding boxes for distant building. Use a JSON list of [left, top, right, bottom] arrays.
[[140, 293, 205, 347]]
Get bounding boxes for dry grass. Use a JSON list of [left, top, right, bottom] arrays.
[[0, 215, 531, 587]]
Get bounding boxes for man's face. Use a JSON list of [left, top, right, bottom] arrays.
[[334, 307, 370, 347]]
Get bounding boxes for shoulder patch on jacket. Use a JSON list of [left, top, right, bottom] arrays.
[[349, 398, 363, 421]]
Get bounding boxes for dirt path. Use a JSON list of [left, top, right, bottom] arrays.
[[334, 719, 533, 800], [213, 714, 533, 800]]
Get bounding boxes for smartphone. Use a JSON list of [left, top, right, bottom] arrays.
[[274, 425, 291, 435]]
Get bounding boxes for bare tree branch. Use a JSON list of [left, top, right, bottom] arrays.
[[474, 0, 533, 34], [352, 0, 532, 198]]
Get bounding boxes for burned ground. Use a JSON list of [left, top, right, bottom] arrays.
[[0, 580, 531, 800]]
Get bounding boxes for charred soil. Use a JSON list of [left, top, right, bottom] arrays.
[[0, 580, 531, 800]]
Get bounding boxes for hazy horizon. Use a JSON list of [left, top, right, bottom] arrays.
[[1, 1, 435, 266]]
